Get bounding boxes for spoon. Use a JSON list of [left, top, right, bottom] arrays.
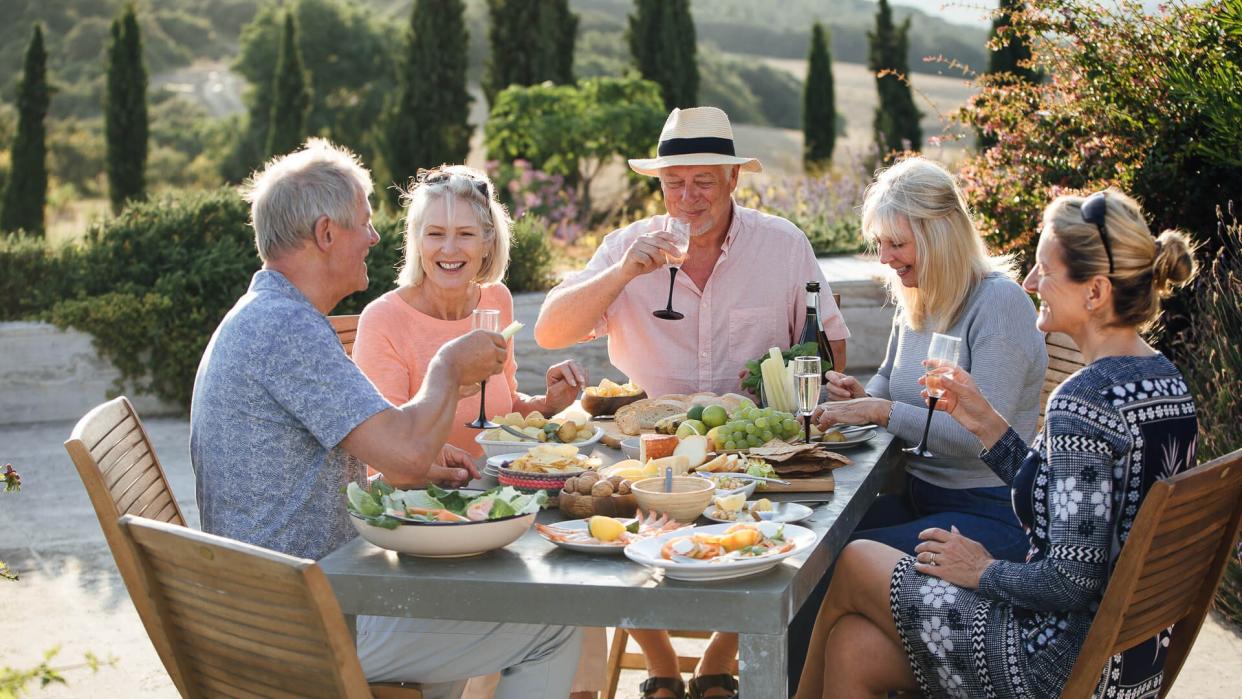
[[499, 425, 539, 441]]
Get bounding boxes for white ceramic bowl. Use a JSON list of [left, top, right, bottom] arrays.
[[475, 427, 605, 460], [349, 512, 536, 557], [692, 472, 760, 499], [620, 437, 642, 460]]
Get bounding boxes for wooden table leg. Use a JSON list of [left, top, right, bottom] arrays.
[[739, 631, 788, 697]]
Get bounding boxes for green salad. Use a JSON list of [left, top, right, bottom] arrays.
[[347, 481, 546, 529]]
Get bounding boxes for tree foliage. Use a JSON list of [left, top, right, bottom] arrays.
[[484, 76, 665, 217], [987, 0, 1038, 83], [483, 0, 578, 105], [628, 0, 699, 111], [867, 0, 921, 157], [1, 25, 50, 236], [802, 22, 836, 171], [382, 0, 471, 202], [105, 3, 148, 214], [265, 12, 310, 159]]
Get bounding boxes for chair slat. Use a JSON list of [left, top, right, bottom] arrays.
[[79, 406, 136, 454], [1145, 519, 1227, 560], [190, 655, 332, 699], [161, 582, 331, 646], [134, 489, 177, 522], [112, 460, 164, 513], [147, 554, 315, 608], [99, 428, 148, 487], [167, 598, 332, 660], [158, 574, 320, 626], [1135, 536, 1223, 588]]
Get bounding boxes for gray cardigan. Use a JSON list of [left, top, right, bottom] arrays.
[[866, 272, 1047, 489]]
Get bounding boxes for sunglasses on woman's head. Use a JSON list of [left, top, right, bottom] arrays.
[[418, 169, 489, 198], [1081, 191, 1115, 274]]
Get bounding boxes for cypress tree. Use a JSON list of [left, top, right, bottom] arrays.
[[105, 3, 149, 215], [987, 0, 1037, 83], [803, 22, 836, 171], [266, 12, 311, 159], [868, 0, 921, 156], [629, 0, 698, 111], [484, 0, 577, 105], [0, 24, 49, 236], [384, 0, 471, 199]]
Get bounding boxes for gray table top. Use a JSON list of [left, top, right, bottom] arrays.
[[320, 432, 899, 635]]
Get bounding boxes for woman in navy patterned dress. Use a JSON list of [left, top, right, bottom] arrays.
[[794, 189, 1199, 699]]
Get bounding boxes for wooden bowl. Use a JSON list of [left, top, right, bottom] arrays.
[[581, 390, 647, 417], [630, 476, 715, 523], [558, 491, 639, 519]]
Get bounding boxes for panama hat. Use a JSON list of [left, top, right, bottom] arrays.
[[627, 106, 763, 176]]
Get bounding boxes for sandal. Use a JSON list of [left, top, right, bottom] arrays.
[[688, 673, 738, 699], [639, 676, 686, 699]]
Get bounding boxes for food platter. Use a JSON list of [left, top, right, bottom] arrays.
[[623, 522, 818, 581], [535, 518, 636, 554], [701, 501, 814, 525]]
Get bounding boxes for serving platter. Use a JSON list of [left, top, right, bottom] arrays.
[[623, 522, 817, 581], [701, 501, 814, 525]]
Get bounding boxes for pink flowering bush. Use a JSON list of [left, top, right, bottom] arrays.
[[735, 150, 870, 255], [488, 159, 584, 243]]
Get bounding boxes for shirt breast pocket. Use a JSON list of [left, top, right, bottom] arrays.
[[727, 306, 788, 367]]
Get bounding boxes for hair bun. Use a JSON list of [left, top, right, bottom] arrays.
[[1151, 230, 1196, 298]]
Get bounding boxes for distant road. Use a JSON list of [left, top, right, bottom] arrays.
[[150, 60, 245, 118]]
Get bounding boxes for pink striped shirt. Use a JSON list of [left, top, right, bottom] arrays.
[[565, 204, 849, 398]]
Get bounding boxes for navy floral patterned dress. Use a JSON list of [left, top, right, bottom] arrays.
[[889, 354, 1198, 699]]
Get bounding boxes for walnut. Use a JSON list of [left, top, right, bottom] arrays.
[[617, 479, 632, 495], [591, 480, 614, 497], [576, 472, 600, 495], [563, 476, 579, 494]]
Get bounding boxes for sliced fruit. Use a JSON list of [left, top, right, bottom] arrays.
[[705, 426, 726, 451], [714, 492, 746, 512], [676, 419, 707, 438], [672, 435, 709, 469], [752, 498, 773, 512], [588, 515, 626, 542]]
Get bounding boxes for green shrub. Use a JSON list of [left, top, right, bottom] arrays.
[[0, 235, 83, 321], [504, 216, 557, 293]]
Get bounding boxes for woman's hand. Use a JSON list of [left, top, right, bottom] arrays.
[[543, 359, 586, 414], [824, 371, 866, 401], [912, 525, 995, 590], [921, 363, 1009, 449], [812, 397, 891, 429], [426, 444, 480, 487]]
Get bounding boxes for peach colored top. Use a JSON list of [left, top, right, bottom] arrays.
[[562, 203, 850, 398], [352, 284, 520, 458]]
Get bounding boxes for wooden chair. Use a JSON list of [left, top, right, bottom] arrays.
[[117, 515, 422, 699], [1040, 332, 1086, 428], [1061, 447, 1242, 697], [64, 396, 190, 695], [603, 629, 737, 699], [331, 313, 361, 358]]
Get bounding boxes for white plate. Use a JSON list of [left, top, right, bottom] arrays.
[[535, 518, 636, 554], [818, 428, 876, 449], [701, 501, 814, 525], [623, 522, 817, 581], [486, 453, 529, 471], [475, 427, 605, 459]]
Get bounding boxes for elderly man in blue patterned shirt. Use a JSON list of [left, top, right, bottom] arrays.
[[190, 139, 582, 699]]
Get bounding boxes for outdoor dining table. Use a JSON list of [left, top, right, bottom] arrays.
[[320, 430, 901, 697]]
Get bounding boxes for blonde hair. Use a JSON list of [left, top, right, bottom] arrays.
[[396, 164, 512, 288], [240, 138, 373, 262], [1043, 189, 1197, 330], [861, 157, 1008, 332]]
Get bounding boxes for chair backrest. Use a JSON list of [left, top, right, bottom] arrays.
[[1040, 332, 1085, 427], [331, 314, 360, 358], [118, 515, 375, 699], [1062, 448, 1242, 697], [64, 396, 188, 693]]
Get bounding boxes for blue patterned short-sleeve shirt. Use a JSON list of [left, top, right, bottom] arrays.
[[191, 270, 391, 560]]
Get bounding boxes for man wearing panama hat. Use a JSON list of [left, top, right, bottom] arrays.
[[535, 107, 850, 699]]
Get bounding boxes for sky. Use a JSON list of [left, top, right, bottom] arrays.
[[885, 0, 1177, 27]]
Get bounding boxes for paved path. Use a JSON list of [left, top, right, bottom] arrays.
[[2, 414, 1240, 697]]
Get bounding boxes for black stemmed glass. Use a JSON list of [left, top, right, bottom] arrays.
[[904, 333, 961, 458], [465, 308, 500, 429], [652, 218, 691, 320]]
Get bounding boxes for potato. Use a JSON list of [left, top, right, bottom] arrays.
[[591, 480, 614, 497], [524, 411, 547, 428], [536, 431, 548, 442], [556, 421, 580, 443]]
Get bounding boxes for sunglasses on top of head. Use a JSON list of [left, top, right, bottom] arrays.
[[417, 169, 489, 199], [1080, 191, 1115, 274]]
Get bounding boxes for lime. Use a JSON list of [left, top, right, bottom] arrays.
[[687, 405, 705, 422], [701, 405, 728, 429], [676, 419, 707, 438]]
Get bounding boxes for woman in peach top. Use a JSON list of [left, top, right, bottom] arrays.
[[353, 166, 584, 459]]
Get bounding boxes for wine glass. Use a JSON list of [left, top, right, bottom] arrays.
[[652, 218, 691, 320], [793, 356, 822, 444], [465, 308, 501, 429], [904, 333, 962, 458]]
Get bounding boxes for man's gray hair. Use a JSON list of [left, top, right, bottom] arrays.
[[240, 138, 374, 262]]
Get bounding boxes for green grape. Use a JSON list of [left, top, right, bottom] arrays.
[[747, 435, 764, 447], [724, 440, 738, 450], [754, 417, 768, 429], [728, 420, 745, 432], [781, 418, 799, 435], [745, 423, 758, 435], [761, 430, 775, 441]]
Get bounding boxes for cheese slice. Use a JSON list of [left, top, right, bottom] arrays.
[[639, 434, 678, 462]]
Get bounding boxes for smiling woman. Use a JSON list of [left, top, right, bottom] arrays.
[[350, 165, 585, 459]]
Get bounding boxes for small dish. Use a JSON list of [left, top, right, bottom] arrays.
[[817, 428, 877, 449], [701, 501, 814, 524], [620, 437, 642, 460], [691, 472, 759, 499]]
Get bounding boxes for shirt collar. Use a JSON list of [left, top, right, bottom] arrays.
[[720, 200, 743, 256], [250, 269, 318, 312]]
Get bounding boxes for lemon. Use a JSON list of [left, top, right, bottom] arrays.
[[752, 498, 773, 512], [588, 515, 626, 542], [714, 493, 746, 512]]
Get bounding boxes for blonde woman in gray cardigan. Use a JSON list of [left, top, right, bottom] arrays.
[[788, 157, 1046, 687]]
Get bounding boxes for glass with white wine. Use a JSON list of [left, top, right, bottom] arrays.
[[652, 218, 691, 320], [465, 308, 501, 429], [905, 333, 962, 458], [793, 355, 822, 443]]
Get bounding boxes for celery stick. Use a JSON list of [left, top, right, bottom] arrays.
[[500, 321, 524, 340]]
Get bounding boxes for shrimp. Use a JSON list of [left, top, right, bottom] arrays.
[[537, 510, 691, 546]]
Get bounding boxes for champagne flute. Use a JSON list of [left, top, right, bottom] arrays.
[[465, 308, 501, 429], [904, 333, 961, 458], [652, 218, 691, 320], [793, 356, 822, 444]]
